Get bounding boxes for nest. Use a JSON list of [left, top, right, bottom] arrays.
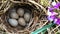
[[0, 0, 45, 34], [0, 0, 59, 34]]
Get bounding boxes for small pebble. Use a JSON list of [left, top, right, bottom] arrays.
[[8, 19, 18, 27], [17, 8, 24, 16], [10, 12, 19, 19], [24, 13, 31, 22], [18, 18, 26, 26]]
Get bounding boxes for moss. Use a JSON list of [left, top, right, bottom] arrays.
[[56, 32, 60, 34]]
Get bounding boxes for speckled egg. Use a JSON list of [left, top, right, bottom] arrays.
[[24, 13, 31, 22], [10, 12, 19, 19], [18, 18, 26, 26], [17, 8, 24, 16], [8, 19, 18, 27]]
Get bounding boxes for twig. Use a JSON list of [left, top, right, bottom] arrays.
[[26, 18, 34, 28], [50, 25, 60, 33], [39, 20, 48, 29], [10, 0, 23, 3], [31, 16, 38, 28], [0, 0, 8, 10], [28, 0, 47, 14], [3, 3, 12, 14]]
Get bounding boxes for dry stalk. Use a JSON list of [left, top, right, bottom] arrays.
[[31, 16, 39, 28], [26, 18, 34, 28], [0, 0, 8, 10], [0, 17, 9, 32], [50, 25, 60, 33], [10, 0, 22, 3], [38, 20, 48, 29], [28, 0, 47, 14], [3, 3, 12, 14]]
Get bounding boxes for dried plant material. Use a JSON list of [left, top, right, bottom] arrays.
[[0, 0, 60, 34], [40, 0, 49, 7]]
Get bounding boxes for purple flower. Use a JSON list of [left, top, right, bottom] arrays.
[[47, 15, 56, 21], [57, 2, 60, 6], [53, 2, 60, 9], [47, 2, 60, 25], [54, 5, 59, 8], [49, 8, 54, 12], [47, 9, 58, 21], [47, 10, 58, 16], [51, 12, 58, 16], [54, 18, 60, 25]]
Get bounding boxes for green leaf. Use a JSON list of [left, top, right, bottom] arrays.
[[41, 29, 47, 34], [31, 23, 55, 34], [56, 32, 60, 34]]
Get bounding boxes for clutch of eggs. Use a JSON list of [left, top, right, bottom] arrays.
[[8, 8, 31, 27]]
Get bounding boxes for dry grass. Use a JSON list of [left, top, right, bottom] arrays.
[[0, 0, 60, 34]]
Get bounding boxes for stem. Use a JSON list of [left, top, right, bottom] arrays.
[[31, 23, 54, 34]]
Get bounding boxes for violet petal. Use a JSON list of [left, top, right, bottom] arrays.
[[53, 2, 60, 9], [47, 10, 58, 16], [54, 5, 59, 9], [47, 15, 56, 21], [54, 18, 60, 25], [57, 2, 60, 7], [49, 8, 54, 12]]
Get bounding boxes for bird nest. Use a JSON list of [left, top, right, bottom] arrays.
[[0, 0, 45, 34], [0, 0, 59, 34]]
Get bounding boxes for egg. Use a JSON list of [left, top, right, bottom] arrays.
[[24, 13, 31, 22], [8, 19, 18, 27], [17, 8, 24, 16], [18, 18, 26, 26], [10, 12, 19, 19]]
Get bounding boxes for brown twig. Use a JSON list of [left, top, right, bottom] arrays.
[[28, 0, 47, 14]]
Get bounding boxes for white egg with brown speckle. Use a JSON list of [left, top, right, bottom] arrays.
[[18, 18, 26, 26], [17, 8, 24, 16], [10, 12, 19, 19], [24, 13, 31, 22], [8, 19, 18, 27]]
